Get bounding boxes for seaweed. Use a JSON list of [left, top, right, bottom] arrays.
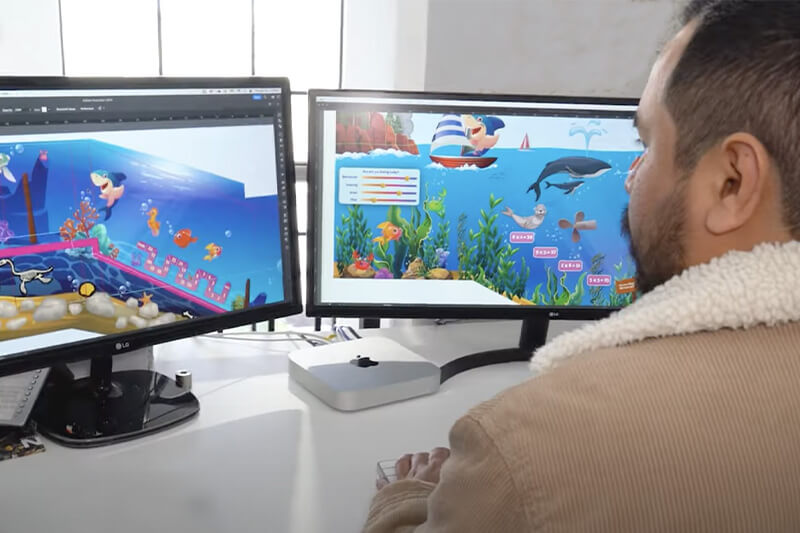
[[458, 194, 532, 297], [422, 187, 451, 269], [379, 204, 432, 277], [535, 266, 587, 306], [333, 205, 372, 276], [589, 252, 606, 306], [607, 257, 637, 307]]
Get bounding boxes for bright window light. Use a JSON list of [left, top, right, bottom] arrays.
[[160, 0, 252, 76], [254, 0, 341, 90], [291, 93, 309, 163], [61, 0, 159, 76], [0, 0, 63, 75]]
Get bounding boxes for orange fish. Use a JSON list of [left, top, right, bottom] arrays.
[[173, 228, 198, 248], [204, 242, 222, 261], [147, 207, 160, 237], [372, 221, 403, 246]]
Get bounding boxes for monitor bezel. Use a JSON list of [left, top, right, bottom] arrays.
[[306, 88, 639, 320], [0, 76, 302, 377]]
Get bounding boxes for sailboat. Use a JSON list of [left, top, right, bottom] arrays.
[[428, 115, 497, 168], [520, 133, 530, 150]]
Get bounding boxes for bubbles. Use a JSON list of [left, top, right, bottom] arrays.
[[147, 198, 153, 205], [14, 144, 23, 154], [67, 275, 73, 282], [118, 285, 128, 295], [224, 230, 232, 238], [71, 279, 79, 290], [126, 281, 131, 288]]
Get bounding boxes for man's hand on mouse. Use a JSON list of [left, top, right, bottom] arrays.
[[377, 447, 451, 490]]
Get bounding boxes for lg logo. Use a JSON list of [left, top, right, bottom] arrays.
[[115, 341, 130, 351], [548, 311, 560, 318]]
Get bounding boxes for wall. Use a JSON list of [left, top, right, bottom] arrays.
[[0, 0, 63, 75], [424, 0, 683, 97], [341, 0, 428, 90]]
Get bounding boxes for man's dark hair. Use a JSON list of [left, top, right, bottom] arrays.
[[665, 0, 800, 235]]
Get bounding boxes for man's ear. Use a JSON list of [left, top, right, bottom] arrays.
[[705, 133, 771, 235]]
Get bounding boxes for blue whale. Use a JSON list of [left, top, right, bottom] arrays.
[[527, 156, 611, 200]]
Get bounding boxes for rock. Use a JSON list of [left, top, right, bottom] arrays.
[[115, 316, 128, 329], [33, 298, 67, 322], [126, 297, 139, 309], [402, 258, 426, 279], [344, 264, 376, 278], [68, 303, 83, 315], [0, 301, 17, 318], [20, 299, 36, 311], [149, 313, 177, 327], [139, 302, 159, 319], [85, 292, 115, 318], [129, 316, 148, 329], [6, 317, 27, 330], [426, 268, 451, 280]]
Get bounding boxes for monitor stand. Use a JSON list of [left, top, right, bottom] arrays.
[[439, 317, 549, 383], [32, 349, 199, 448]]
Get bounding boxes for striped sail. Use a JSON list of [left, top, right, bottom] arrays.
[[430, 115, 472, 152]]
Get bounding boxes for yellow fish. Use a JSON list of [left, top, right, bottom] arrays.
[[372, 221, 403, 246], [204, 242, 222, 261]]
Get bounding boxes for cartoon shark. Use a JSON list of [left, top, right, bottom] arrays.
[[0, 153, 16, 183], [90, 170, 126, 220], [461, 114, 505, 157], [527, 157, 611, 201], [545, 180, 585, 195]]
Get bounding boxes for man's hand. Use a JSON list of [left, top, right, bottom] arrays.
[[377, 447, 451, 490]]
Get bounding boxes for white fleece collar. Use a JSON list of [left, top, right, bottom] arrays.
[[531, 240, 800, 374]]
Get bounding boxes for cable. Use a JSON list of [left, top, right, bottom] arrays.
[[201, 330, 335, 346]]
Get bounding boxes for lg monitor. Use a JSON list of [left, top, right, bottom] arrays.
[[306, 90, 640, 376], [0, 77, 301, 445]]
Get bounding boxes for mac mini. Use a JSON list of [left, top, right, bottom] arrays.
[[288, 337, 441, 411]]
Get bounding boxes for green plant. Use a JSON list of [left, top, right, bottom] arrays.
[[589, 253, 606, 306], [607, 257, 636, 307], [333, 205, 373, 275], [535, 266, 586, 306]]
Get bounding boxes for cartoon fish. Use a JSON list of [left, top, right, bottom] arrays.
[[461, 114, 505, 157], [424, 187, 447, 217], [502, 203, 547, 230], [352, 250, 374, 270], [147, 207, 160, 237], [90, 170, 126, 220], [373, 221, 403, 246], [0, 153, 15, 183], [558, 211, 598, 242], [173, 228, 198, 248], [545, 180, 584, 195], [204, 242, 222, 261], [527, 157, 612, 201]]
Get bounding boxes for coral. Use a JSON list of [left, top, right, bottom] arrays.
[[59, 199, 99, 241], [333, 205, 373, 276], [231, 294, 245, 311], [0, 220, 15, 245]]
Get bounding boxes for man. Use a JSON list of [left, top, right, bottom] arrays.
[[364, 1, 800, 530]]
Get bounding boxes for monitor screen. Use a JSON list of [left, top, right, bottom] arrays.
[[0, 78, 300, 374], [308, 91, 641, 318]]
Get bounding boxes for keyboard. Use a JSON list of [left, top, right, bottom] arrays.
[[0, 369, 48, 427]]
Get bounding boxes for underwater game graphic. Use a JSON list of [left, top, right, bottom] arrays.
[[0, 137, 284, 340], [331, 110, 641, 307]]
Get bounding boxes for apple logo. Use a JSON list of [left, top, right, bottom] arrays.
[[350, 355, 379, 368]]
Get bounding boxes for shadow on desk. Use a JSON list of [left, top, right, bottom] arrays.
[[3, 410, 302, 533]]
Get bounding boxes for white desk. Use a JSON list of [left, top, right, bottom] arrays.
[[0, 320, 580, 533]]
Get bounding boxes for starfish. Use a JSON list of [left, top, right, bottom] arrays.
[[139, 291, 153, 305]]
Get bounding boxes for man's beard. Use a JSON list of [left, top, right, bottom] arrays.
[[620, 187, 687, 295]]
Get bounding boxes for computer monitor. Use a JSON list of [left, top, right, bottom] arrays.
[[0, 77, 301, 445], [306, 90, 640, 376]]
